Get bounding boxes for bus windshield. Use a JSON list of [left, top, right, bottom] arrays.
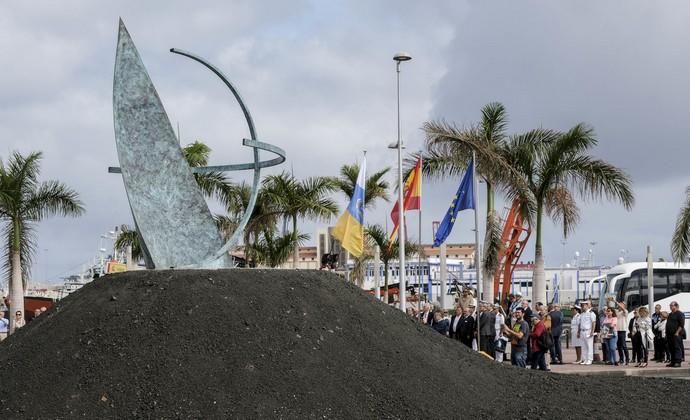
[[602, 273, 621, 295]]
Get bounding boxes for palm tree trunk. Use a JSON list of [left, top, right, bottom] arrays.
[[9, 249, 23, 334], [384, 262, 389, 302], [292, 215, 298, 268], [125, 245, 134, 270], [533, 201, 546, 305]]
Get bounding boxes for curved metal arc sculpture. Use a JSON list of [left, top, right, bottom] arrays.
[[168, 47, 285, 263]]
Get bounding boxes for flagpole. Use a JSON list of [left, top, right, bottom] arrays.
[[473, 151, 482, 353], [418, 153, 423, 313], [393, 53, 411, 313]]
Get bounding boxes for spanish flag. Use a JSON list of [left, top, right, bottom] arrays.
[[332, 157, 366, 257], [389, 157, 422, 242]]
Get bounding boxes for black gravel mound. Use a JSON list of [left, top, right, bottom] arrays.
[[1, 269, 688, 419]]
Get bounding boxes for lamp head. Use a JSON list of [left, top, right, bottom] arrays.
[[393, 52, 412, 62]]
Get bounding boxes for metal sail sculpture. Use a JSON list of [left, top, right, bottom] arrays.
[[111, 19, 285, 268]]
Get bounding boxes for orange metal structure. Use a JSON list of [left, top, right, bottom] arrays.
[[493, 200, 532, 309]]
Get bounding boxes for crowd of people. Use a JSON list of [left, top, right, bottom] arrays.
[[406, 290, 686, 370], [0, 300, 47, 340]]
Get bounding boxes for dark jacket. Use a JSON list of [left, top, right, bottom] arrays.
[[458, 315, 475, 345], [478, 311, 496, 336], [432, 319, 449, 335], [449, 314, 463, 339], [550, 310, 563, 337]]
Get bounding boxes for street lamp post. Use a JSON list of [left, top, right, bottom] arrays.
[[392, 52, 411, 312]]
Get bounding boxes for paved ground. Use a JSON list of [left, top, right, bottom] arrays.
[[540, 343, 690, 378]]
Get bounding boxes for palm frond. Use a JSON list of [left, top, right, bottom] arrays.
[[672, 187, 690, 262], [193, 171, 235, 205], [246, 229, 309, 268], [335, 163, 390, 209], [424, 120, 534, 204], [351, 252, 373, 287], [183, 141, 211, 167], [482, 211, 503, 275], [543, 186, 581, 237], [480, 102, 508, 146], [114, 228, 144, 262], [22, 180, 85, 220], [564, 156, 635, 210]]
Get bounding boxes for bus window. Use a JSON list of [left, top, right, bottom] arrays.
[[682, 271, 690, 292], [614, 276, 626, 302], [654, 270, 671, 301], [624, 271, 641, 309]]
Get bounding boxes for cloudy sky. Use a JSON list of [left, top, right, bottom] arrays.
[[1, 1, 689, 286]]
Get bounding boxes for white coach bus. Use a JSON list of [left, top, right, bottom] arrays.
[[601, 262, 690, 317]]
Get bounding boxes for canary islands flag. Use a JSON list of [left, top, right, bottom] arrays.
[[332, 157, 366, 257], [433, 159, 475, 247]]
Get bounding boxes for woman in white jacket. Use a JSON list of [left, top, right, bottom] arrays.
[[634, 306, 654, 367], [493, 305, 508, 362], [570, 305, 583, 364]]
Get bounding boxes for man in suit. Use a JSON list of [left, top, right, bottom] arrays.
[[478, 302, 496, 355], [549, 304, 564, 364], [457, 307, 475, 348], [449, 306, 463, 340]]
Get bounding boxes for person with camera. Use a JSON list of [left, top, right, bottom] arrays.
[[502, 307, 530, 368], [615, 301, 630, 365], [419, 303, 433, 326]]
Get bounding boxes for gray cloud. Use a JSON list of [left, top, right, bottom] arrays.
[[2, 1, 687, 288], [0, 1, 457, 285], [428, 0, 690, 266]]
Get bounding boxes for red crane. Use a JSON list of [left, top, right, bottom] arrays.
[[493, 200, 531, 309]]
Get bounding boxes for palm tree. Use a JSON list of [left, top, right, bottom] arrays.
[[350, 253, 373, 287], [420, 103, 531, 300], [182, 141, 235, 205], [671, 188, 690, 262], [220, 181, 280, 266], [246, 229, 308, 268], [262, 172, 338, 268], [332, 163, 391, 210], [366, 224, 417, 302], [501, 124, 634, 304], [0, 151, 84, 332], [114, 225, 144, 267]]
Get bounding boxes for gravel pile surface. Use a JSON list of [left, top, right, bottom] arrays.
[[1, 269, 688, 419]]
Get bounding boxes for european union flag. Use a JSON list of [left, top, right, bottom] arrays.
[[433, 159, 475, 247]]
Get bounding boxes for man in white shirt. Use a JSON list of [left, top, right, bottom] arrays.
[[419, 303, 433, 325], [449, 306, 463, 340], [578, 301, 597, 365]]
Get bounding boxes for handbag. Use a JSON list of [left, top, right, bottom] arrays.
[[494, 338, 507, 353]]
